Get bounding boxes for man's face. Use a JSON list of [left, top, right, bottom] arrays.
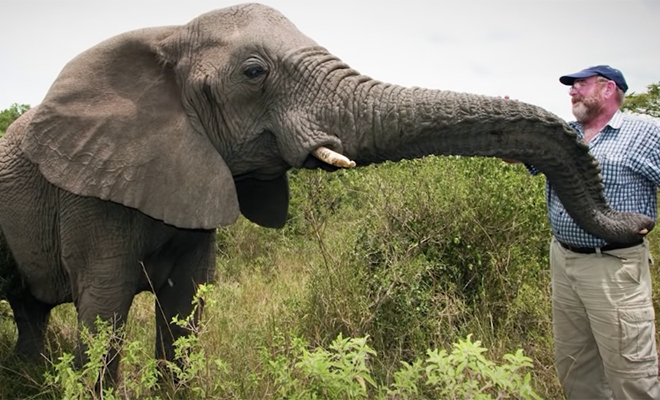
[[569, 75, 606, 123]]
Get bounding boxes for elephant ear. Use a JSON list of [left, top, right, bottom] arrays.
[[235, 175, 289, 228], [21, 27, 239, 229]]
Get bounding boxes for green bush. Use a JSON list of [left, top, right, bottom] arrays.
[[389, 334, 541, 400], [288, 158, 554, 376], [0, 103, 30, 137], [40, 285, 540, 400]]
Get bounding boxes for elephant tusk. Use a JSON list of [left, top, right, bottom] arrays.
[[312, 146, 356, 168]]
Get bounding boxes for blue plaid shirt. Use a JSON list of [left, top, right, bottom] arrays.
[[530, 111, 660, 247]]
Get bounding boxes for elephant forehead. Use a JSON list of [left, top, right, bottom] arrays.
[[188, 4, 318, 52]]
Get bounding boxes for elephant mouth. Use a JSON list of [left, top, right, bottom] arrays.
[[311, 146, 356, 168]]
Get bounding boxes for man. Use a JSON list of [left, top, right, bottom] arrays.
[[529, 65, 660, 399]]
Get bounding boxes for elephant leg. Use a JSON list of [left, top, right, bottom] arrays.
[[154, 230, 215, 362], [64, 240, 139, 383], [58, 195, 145, 384], [7, 290, 53, 362], [72, 278, 137, 385]]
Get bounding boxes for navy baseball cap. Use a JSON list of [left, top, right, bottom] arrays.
[[559, 65, 628, 93]]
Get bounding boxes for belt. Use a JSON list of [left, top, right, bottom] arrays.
[[558, 240, 643, 254]]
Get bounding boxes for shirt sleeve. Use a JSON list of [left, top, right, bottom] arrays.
[[525, 164, 541, 176], [631, 123, 660, 187]]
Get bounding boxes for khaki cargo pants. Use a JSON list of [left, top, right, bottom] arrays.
[[550, 237, 660, 400]]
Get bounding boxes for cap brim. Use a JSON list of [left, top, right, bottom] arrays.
[[559, 71, 598, 86]]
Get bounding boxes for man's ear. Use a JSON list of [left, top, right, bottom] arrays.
[[604, 80, 618, 100]]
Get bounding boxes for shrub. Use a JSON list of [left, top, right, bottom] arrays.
[[41, 290, 540, 400], [289, 158, 553, 374]]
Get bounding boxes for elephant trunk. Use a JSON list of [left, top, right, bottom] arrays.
[[332, 81, 653, 245]]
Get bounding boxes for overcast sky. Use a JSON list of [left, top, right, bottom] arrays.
[[1, 0, 658, 121]]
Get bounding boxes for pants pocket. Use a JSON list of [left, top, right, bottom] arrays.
[[619, 306, 657, 363]]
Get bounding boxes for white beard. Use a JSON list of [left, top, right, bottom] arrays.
[[572, 102, 590, 122], [571, 95, 604, 123]]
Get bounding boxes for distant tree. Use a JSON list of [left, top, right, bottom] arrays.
[[621, 81, 660, 118], [0, 103, 31, 137]]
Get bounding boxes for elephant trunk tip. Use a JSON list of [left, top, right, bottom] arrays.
[[600, 210, 655, 244]]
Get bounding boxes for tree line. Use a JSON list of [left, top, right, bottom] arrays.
[[0, 103, 30, 137]]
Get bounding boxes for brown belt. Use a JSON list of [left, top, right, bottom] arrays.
[[558, 240, 643, 254]]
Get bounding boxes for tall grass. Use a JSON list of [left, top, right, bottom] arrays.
[[1, 156, 658, 399], [284, 157, 559, 395]]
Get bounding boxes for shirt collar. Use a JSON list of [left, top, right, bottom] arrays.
[[570, 110, 624, 137], [607, 110, 624, 130]]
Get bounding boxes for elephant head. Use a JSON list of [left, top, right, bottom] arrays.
[[20, 3, 652, 244]]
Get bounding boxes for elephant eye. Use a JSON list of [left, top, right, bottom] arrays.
[[243, 65, 267, 79]]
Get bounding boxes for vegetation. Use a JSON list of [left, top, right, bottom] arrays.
[[0, 84, 659, 399], [622, 81, 660, 118], [37, 292, 540, 400], [0, 103, 30, 136]]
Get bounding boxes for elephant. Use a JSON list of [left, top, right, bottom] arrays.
[[0, 3, 653, 381]]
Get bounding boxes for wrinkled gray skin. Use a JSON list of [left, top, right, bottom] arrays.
[[0, 3, 653, 380]]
